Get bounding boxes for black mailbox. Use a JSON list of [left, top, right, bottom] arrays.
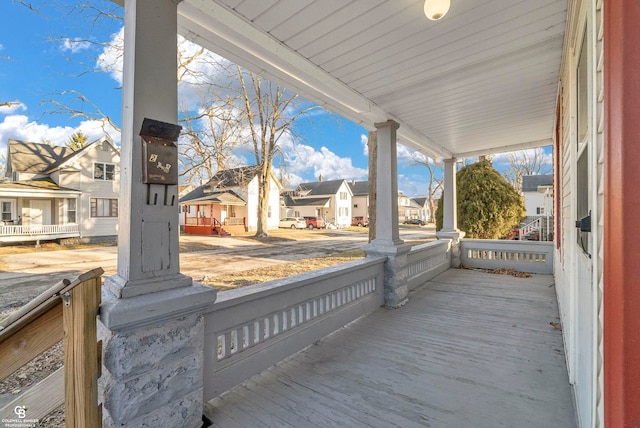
[[140, 118, 181, 185]]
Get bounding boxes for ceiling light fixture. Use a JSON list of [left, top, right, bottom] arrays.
[[424, 0, 450, 21]]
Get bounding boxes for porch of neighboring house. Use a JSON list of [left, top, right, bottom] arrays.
[[181, 202, 248, 236], [204, 267, 576, 427], [0, 193, 80, 245]]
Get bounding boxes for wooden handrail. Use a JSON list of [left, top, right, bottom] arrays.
[[0, 267, 104, 427]]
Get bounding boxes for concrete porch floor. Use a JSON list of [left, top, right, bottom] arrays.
[[205, 268, 577, 427]]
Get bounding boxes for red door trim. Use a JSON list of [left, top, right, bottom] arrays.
[[604, 1, 640, 426]]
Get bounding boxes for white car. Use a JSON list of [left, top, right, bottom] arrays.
[[279, 217, 307, 229]]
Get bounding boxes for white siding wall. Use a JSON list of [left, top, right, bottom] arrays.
[[68, 142, 120, 238], [554, 0, 602, 425], [246, 175, 281, 230], [523, 192, 546, 216], [334, 182, 352, 228], [267, 176, 281, 229], [352, 195, 368, 219]]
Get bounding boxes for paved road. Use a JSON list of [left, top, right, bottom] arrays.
[[0, 227, 436, 313]]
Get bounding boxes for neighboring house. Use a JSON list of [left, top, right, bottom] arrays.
[[411, 197, 432, 223], [178, 184, 196, 228], [522, 175, 553, 217], [282, 178, 352, 228], [179, 165, 281, 235], [0, 137, 120, 244], [397, 192, 422, 222], [348, 180, 369, 220]]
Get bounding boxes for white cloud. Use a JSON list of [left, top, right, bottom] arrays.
[[398, 173, 428, 197], [397, 144, 426, 166], [97, 27, 234, 111], [96, 27, 124, 84], [61, 38, 91, 53], [361, 133, 368, 155], [278, 133, 367, 186], [0, 114, 121, 157], [0, 101, 26, 115]]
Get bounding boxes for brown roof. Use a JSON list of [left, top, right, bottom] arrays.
[[8, 139, 76, 174], [0, 178, 80, 192]]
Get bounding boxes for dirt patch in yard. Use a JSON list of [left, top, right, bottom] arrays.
[[0, 242, 116, 256], [204, 249, 365, 290]]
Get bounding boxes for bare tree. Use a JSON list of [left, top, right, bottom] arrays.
[[0, 101, 21, 109], [179, 96, 244, 185], [409, 151, 443, 223], [503, 147, 552, 192], [423, 159, 443, 223], [236, 65, 317, 237]]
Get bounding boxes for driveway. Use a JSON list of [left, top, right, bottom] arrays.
[[0, 227, 436, 313]]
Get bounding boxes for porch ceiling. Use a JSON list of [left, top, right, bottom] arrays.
[[178, 0, 567, 159]]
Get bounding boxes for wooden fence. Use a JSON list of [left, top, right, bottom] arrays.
[[0, 268, 104, 427]]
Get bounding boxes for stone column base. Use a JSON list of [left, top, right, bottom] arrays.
[[437, 230, 466, 268], [363, 240, 412, 308], [99, 283, 216, 428]]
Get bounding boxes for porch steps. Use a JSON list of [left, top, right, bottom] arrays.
[[213, 226, 231, 237]]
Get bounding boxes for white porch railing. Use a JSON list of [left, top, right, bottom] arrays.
[[0, 224, 80, 242], [202, 238, 455, 401], [460, 239, 554, 274], [518, 217, 542, 241], [224, 217, 245, 226], [202, 256, 386, 400], [405, 240, 451, 290]]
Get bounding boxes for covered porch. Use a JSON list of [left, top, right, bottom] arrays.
[[0, 184, 81, 244], [94, 0, 640, 427], [205, 267, 575, 427]]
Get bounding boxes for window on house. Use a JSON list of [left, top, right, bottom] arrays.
[[353, 204, 358, 208], [536, 207, 545, 215], [340, 192, 347, 200], [267, 205, 272, 218], [66, 199, 77, 223], [91, 198, 118, 217], [577, 29, 589, 147], [1, 200, 14, 221], [94, 163, 115, 181], [576, 25, 591, 256]]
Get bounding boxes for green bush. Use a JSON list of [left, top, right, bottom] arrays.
[[436, 161, 525, 239]]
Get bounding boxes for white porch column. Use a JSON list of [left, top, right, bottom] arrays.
[[105, 0, 190, 299], [99, 1, 216, 427], [437, 158, 465, 266], [364, 120, 411, 307]]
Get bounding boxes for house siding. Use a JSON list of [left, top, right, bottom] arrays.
[[246, 175, 281, 231], [333, 182, 352, 228], [351, 195, 368, 219], [554, 0, 603, 425], [71, 142, 120, 238]]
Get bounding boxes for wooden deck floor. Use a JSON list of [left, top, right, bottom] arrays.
[[205, 268, 577, 427]]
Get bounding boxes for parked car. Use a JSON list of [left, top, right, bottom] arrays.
[[279, 217, 307, 229], [404, 218, 426, 226], [303, 216, 326, 229], [351, 216, 369, 227]]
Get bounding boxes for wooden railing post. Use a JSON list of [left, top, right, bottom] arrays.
[[63, 274, 102, 428]]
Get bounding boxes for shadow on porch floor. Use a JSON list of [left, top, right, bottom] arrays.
[[205, 268, 577, 427]]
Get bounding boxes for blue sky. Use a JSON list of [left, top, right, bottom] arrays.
[[1, 1, 551, 196]]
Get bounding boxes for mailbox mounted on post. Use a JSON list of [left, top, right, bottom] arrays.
[[140, 118, 181, 185]]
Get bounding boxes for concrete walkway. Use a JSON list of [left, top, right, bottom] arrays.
[[205, 269, 577, 427]]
